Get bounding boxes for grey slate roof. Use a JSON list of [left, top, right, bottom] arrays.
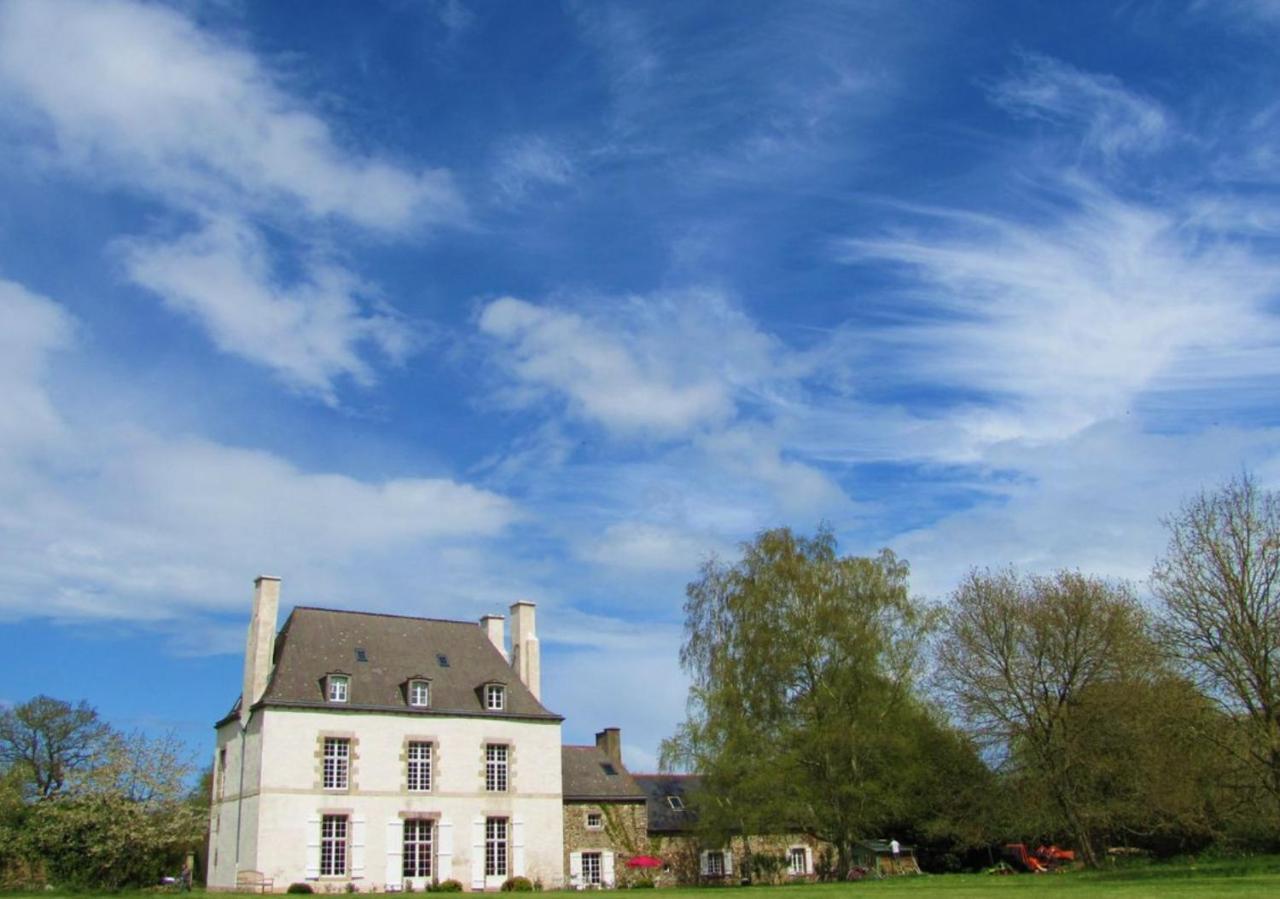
[[221, 606, 560, 725], [561, 746, 646, 801], [633, 774, 701, 833]]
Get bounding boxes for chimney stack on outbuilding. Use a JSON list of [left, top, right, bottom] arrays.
[[481, 614, 507, 659], [241, 575, 280, 725], [596, 727, 623, 767], [509, 600, 541, 700]]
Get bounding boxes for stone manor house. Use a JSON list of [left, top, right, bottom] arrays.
[[208, 577, 819, 892]]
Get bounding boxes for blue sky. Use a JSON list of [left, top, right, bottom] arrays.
[[2, 0, 1280, 773]]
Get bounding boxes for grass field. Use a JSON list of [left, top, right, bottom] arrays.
[[7, 861, 1280, 899]]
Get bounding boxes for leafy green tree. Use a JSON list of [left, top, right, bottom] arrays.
[[0, 695, 112, 799], [661, 526, 945, 875], [1152, 473, 1280, 822], [935, 569, 1216, 866]]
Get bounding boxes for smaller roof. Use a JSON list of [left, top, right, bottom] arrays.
[[633, 774, 701, 833], [561, 746, 646, 801]]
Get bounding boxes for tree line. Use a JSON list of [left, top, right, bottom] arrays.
[[660, 474, 1280, 873], [0, 695, 207, 889]]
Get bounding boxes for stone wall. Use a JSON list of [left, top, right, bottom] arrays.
[[562, 800, 648, 885]]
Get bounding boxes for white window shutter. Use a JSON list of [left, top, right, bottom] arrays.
[[471, 816, 485, 890], [602, 851, 615, 888], [306, 816, 322, 879], [352, 815, 367, 879], [805, 848, 813, 875], [699, 852, 710, 877], [437, 819, 454, 882], [569, 852, 582, 888], [723, 850, 733, 876], [386, 819, 404, 886], [512, 817, 526, 876]]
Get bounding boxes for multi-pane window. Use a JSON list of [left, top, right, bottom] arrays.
[[582, 852, 602, 885], [484, 817, 508, 877], [706, 851, 725, 877], [789, 847, 807, 875], [585, 811, 603, 830], [485, 684, 505, 710], [327, 675, 349, 702], [321, 815, 348, 876], [409, 680, 430, 707], [323, 737, 350, 790], [407, 741, 432, 792], [485, 744, 508, 792], [403, 819, 433, 878]]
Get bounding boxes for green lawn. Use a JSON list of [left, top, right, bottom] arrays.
[[7, 862, 1280, 899]]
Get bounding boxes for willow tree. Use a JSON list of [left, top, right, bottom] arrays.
[[660, 527, 942, 876]]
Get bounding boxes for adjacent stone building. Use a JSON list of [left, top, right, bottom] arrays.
[[560, 728, 648, 888]]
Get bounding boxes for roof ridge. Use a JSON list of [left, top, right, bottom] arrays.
[[292, 605, 486, 626], [632, 772, 699, 778]]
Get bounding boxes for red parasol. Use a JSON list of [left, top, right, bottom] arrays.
[[626, 855, 663, 869]]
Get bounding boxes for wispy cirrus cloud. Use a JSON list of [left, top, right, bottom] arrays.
[[0, 0, 464, 233], [842, 182, 1280, 448], [989, 53, 1170, 161], [121, 217, 414, 403]]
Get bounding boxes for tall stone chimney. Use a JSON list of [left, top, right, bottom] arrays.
[[595, 727, 622, 767], [240, 576, 280, 726], [481, 614, 506, 659], [509, 600, 541, 701]]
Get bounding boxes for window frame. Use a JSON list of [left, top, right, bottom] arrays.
[[585, 811, 604, 830], [326, 674, 350, 703], [320, 814, 349, 877], [581, 851, 603, 885], [484, 816, 508, 878], [485, 743, 509, 792], [788, 847, 807, 876], [407, 741, 432, 792], [402, 818, 433, 879], [322, 737, 350, 790], [666, 795, 684, 810], [408, 679, 431, 708], [706, 850, 725, 877], [485, 683, 506, 711]]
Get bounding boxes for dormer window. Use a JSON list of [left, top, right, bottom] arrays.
[[409, 679, 431, 708], [666, 795, 684, 811], [485, 684, 506, 711], [326, 674, 349, 703]]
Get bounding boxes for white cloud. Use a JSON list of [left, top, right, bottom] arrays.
[[478, 291, 785, 437], [843, 185, 1280, 448], [577, 522, 720, 573], [0, 277, 74, 456], [121, 216, 414, 402], [492, 136, 575, 201], [891, 422, 1280, 600], [0, 0, 463, 232], [0, 278, 520, 624], [990, 54, 1170, 160]]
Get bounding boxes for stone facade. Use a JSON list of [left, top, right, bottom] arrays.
[[562, 800, 648, 887]]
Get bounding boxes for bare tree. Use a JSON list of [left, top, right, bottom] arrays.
[[935, 569, 1167, 867], [0, 696, 112, 799], [1152, 473, 1280, 812]]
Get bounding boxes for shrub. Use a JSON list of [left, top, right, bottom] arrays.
[[501, 876, 534, 891], [287, 884, 315, 894], [433, 879, 464, 892]]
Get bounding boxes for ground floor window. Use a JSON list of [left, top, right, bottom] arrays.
[[705, 850, 725, 877], [789, 847, 807, 875], [321, 814, 348, 876], [581, 852, 602, 885], [403, 819, 433, 878], [485, 817, 508, 877]]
